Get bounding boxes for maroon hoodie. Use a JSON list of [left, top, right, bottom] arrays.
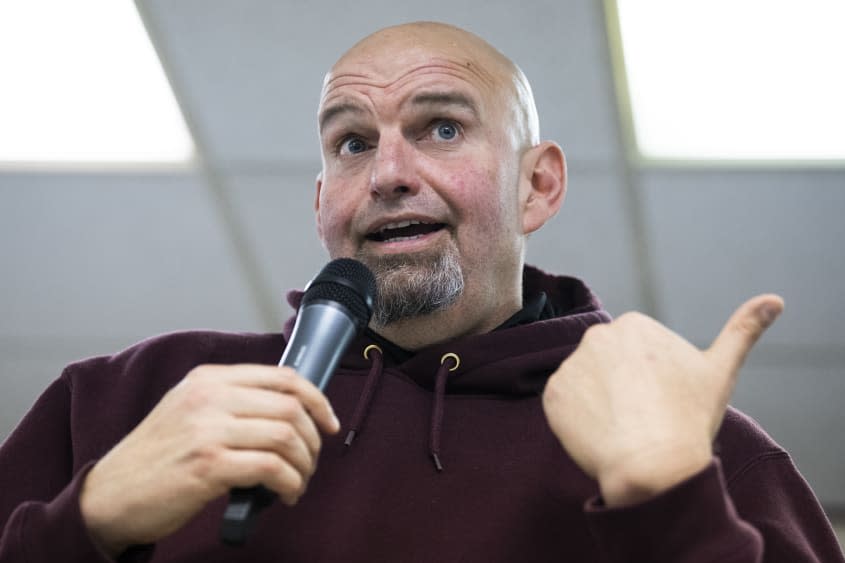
[[0, 267, 842, 562]]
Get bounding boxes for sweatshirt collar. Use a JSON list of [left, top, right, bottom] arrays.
[[284, 265, 611, 396], [363, 292, 551, 364]]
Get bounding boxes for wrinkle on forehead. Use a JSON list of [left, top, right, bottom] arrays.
[[319, 22, 540, 150], [323, 57, 498, 96]]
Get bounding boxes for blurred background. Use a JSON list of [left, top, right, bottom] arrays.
[[1, 0, 842, 540]]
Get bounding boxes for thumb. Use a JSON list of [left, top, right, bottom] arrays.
[[706, 294, 784, 376]]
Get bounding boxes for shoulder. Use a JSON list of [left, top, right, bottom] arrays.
[[715, 406, 791, 484], [60, 330, 286, 395]]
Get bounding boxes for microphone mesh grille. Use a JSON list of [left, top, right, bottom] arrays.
[[301, 258, 377, 326]]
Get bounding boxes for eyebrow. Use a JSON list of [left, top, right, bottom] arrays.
[[409, 92, 480, 119], [318, 91, 481, 134], [318, 102, 366, 134]]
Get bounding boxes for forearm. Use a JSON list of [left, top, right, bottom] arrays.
[[0, 463, 152, 563], [586, 460, 763, 563]]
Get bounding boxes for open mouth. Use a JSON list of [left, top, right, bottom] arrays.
[[365, 220, 447, 243]]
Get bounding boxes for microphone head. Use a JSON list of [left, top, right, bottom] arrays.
[[302, 258, 377, 328]]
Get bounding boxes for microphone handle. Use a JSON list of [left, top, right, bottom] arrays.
[[220, 302, 358, 546]]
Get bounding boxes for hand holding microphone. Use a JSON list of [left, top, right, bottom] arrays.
[[221, 258, 377, 544], [79, 259, 376, 556]]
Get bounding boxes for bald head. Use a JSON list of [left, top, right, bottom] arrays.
[[321, 22, 540, 151], [314, 22, 567, 347]]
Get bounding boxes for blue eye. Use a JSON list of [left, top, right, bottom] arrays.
[[340, 137, 367, 155], [434, 121, 458, 141]]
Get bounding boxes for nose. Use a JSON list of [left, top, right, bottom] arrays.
[[370, 132, 419, 200]]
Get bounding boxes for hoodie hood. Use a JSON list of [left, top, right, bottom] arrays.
[[284, 264, 611, 397]]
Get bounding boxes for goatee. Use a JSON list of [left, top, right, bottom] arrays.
[[356, 248, 464, 327]]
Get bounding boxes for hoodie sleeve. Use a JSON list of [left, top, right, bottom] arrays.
[[584, 458, 844, 563], [0, 377, 152, 563]]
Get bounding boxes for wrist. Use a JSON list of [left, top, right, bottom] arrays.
[[597, 444, 712, 508], [79, 467, 132, 557]]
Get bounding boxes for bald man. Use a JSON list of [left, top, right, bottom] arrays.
[[1, 22, 842, 563]]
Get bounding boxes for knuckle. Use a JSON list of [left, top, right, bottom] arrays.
[[256, 456, 284, 480], [185, 364, 215, 381], [583, 323, 603, 336], [267, 461, 304, 496], [616, 311, 645, 325], [306, 458, 318, 478], [181, 382, 217, 410], [582, 322, 608, 342], [189, 444, 221, 480], [277, 395, 302, 420], [271, 424, 296, 449], [277, 367, 299, 383], [733, 316, 763, 338], [542, 377, 562, 407], [288, 471, 305, 495]]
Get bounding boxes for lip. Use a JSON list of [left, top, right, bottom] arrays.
[[362, 228, 448, 254], [360, 213, 450, 254], [363, 214, 446, 236]]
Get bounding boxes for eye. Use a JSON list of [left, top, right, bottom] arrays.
[[431, 120, 460, 142], [338, 136, 369, 155]]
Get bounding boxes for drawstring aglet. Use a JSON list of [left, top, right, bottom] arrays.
[[431, 452, 443, 472], [344, 430, 357, 446]]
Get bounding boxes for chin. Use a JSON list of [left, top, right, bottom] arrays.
[[357, 247, 465, 327]]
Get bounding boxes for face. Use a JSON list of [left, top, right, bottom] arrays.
[[315, 29, 531, 331]]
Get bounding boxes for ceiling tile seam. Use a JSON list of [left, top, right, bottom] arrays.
[[599, 0, 661, 319], [133, 0, 280, 331]]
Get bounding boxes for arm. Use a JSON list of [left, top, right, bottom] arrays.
[[583, 453, 844, 562], [541, 294, 842, 561], [0, 378, 119, 562], [80, 363, 340, 556], [1, 362, 340, 561]]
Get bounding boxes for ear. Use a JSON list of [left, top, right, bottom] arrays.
[[315, 171, 325, 244], [518, 141, 567, 234]]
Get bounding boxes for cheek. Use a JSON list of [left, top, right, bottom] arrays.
[[447, 165, 515, 233], [317, 185, 355, 254]]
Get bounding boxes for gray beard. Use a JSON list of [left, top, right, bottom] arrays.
[[356, 249, 464, 327]]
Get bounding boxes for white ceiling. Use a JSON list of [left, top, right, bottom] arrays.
[[1, 0, 843, 506]]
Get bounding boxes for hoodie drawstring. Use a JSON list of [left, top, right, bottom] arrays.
[[345, 344, 384, 446], [430, 352, 460, 472], [346, 345, 460, 472]]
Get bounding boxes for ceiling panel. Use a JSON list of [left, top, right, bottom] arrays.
[[0, 171, 262, 341], [139, 0, 622, 169], [223, 168, 331, 325], [640, 168, 845, 349], [527, 165, 646, 316]]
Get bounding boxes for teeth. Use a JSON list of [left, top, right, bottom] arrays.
[[379, 219, 422, 233]]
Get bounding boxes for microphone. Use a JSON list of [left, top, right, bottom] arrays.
[[220, 258, 377, 546]]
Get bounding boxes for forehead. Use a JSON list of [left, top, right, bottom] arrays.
[[319, 45, 510, 125]]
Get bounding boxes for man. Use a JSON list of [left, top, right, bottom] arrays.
[[0, 21, 841, 562]]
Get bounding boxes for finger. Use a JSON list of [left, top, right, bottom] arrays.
[[240, 391, 322, 457], [194, 365, 341, 435], [221, 387, 322, 457], [217, 450, 306, 505], [222, 418, 315, 478], [706, 294, 784, 375], [224, 386, 302, 418], [271, 369, 341, 436]]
